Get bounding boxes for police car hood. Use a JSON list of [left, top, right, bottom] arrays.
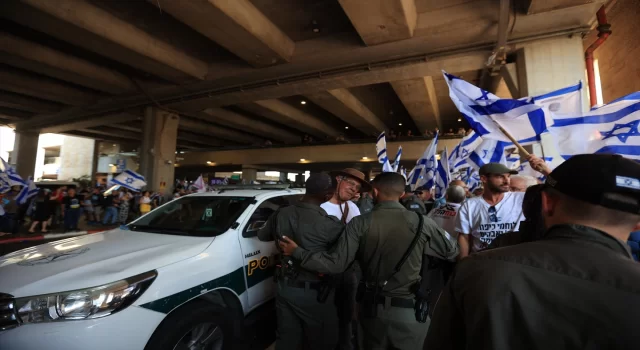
[[0, 229, 213, 297]]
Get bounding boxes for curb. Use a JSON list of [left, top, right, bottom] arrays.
[[0, 229, 108, 245]]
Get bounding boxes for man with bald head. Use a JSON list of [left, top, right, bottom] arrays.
[[449, 179, 470, 197]]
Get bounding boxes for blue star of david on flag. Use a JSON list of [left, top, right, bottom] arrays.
[[125, 177, 135, 184], [600, 120, 640, 143], [112, 169, 147, 191], [475, 89, 490, 101]]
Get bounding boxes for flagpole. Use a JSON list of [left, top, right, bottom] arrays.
[[491, 121, 531, 157]]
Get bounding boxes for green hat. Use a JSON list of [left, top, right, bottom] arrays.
[[479, 163, 518, 176]]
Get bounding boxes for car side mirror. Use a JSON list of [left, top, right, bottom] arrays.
[[243, 220, 267, 238]]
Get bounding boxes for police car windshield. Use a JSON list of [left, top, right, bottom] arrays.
[[129, 196, 252, 237]]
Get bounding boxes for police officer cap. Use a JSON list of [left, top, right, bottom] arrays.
[[305, 172, 333, 196], [545, 154, 640, 214]]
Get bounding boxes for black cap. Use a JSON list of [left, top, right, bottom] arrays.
[[545, 154, 640, 214], [305, 172, 333, 196], [479, 163, 518, 176]]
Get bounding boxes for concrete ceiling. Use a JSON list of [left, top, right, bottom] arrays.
[[0, 0, 605, 151]]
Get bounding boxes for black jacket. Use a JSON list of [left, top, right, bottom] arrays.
[[427, 224, 640, 350]]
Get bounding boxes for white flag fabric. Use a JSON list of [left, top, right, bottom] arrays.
[[112, 170, 147, 192], [444, 71, 553, 145], [0, 157, 25, 187], [465, 139, 509, 171], [461, 168, 481, 191], [376, 132, 395, 172], [392, 146, 403, 172], [435, 147, 451, 199], [0, 173, 10, 194], [194, 175, 206, 193], [548, 91, 640, 160], [17, 177, 38, 205], [448, 131, 483, 171], [524, 82, 583, 118], [408, 133, 439, 191], [400, 166, 407, 181], [515, 156, 553, 182]]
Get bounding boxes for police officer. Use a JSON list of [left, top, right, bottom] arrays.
[[279, 172, 459, 349], [427, 154, 640, 349], [401, 185, 433, 214], [258, 173, 344, 350]]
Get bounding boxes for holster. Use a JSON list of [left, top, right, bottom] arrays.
[[316, 276, 335, 304], [356, 281, 382, 318], [414, 294, 430, 323]]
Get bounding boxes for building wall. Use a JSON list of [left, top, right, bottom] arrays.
[[589, 0, 640, 103], [57, 135, 95, 181]]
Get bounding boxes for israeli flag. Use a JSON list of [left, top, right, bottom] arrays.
[[16, 176, 38, 205], [392, 146, 403, 172], [193, 175, 206, 193], [466, 139, 509, 171], [376, 132, 395, 172], [435, 147, 451, 199], [400, 166, 407, 181], [444, 71, 553, 145], [515, 157, 553, 182], [525, 82, 583, 118], [0, 157, 26, 187], [461, 168, 481, 191], [506, 151, 521, 169], [549, 91, 640, 160], [408, 133, 439, 190], [112, 169, 147, 192], [0, 174, 11, 194], [448, 131, 483, 171]]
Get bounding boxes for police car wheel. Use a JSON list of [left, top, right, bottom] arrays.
[[145, 301, 233, 350]]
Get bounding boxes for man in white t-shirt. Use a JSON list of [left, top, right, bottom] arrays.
[[427, 184, 466, 239], [456, 158, 550, 258], [321, 168, 372, 350], [321, 168, 369, 224]]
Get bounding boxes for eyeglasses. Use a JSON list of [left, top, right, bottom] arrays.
[[340, 177, 361, 191], [488, 206, 498, 223]]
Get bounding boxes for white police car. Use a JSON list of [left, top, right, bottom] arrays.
[[0, 185, 304, 350]]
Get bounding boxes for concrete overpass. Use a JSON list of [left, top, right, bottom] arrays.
[[0, 0, 610, 188]]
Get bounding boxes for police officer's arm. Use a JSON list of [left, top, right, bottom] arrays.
[[257, 210, 278, 242], [423, 217, 459, 261], [455, 201, 472, 259], [290, 216, 363, 274]]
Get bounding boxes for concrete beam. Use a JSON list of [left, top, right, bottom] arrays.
[[524, 0, 597, 14], [179, 137, 462, 166], [150, 0, 294, 68], [202, 108, 300, 144], [179, 117, 261, 144], [0, 107, 33, 119], [110, 124, 141, 133], [253, 100, 340, 138], [173, 52, 488, 112], [390, 76, 441, 133], [19, 0, 209, 80], [306, 89, 386, 136], [177, 131, 223, 147], [80, 127, 139, 140], [338, 0, 417, 45], [0, 90, 62, 114], [0, 66, 98, 106], [40, 113, 140, 134], [0, 32, 137, 94]]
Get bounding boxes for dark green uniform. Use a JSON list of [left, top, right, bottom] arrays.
[[400, 194, 427, 215], [258, 202, 344, 350], [357, 194, 375, 214], [291, 201, 459, 349]]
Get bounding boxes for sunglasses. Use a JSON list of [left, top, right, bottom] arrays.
[[488, 206, 498, 223]]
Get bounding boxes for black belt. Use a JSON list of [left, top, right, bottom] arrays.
[[278, 278, 322, 290], [375, 296, 415, 309]]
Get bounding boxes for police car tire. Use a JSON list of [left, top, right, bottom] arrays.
[[144, 300, 234, 350]]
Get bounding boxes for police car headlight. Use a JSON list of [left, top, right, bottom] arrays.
[[15, 271, 156, 324]]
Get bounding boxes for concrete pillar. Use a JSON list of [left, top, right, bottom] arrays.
[[91, 140, 100, 187], [279, 172, 288, 183], [295, 174, 304, 186], [140, 107, 179, 196], [242, 166, 258, 183], [12, 131, 39, 179], [516, 36, 588, 168]]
